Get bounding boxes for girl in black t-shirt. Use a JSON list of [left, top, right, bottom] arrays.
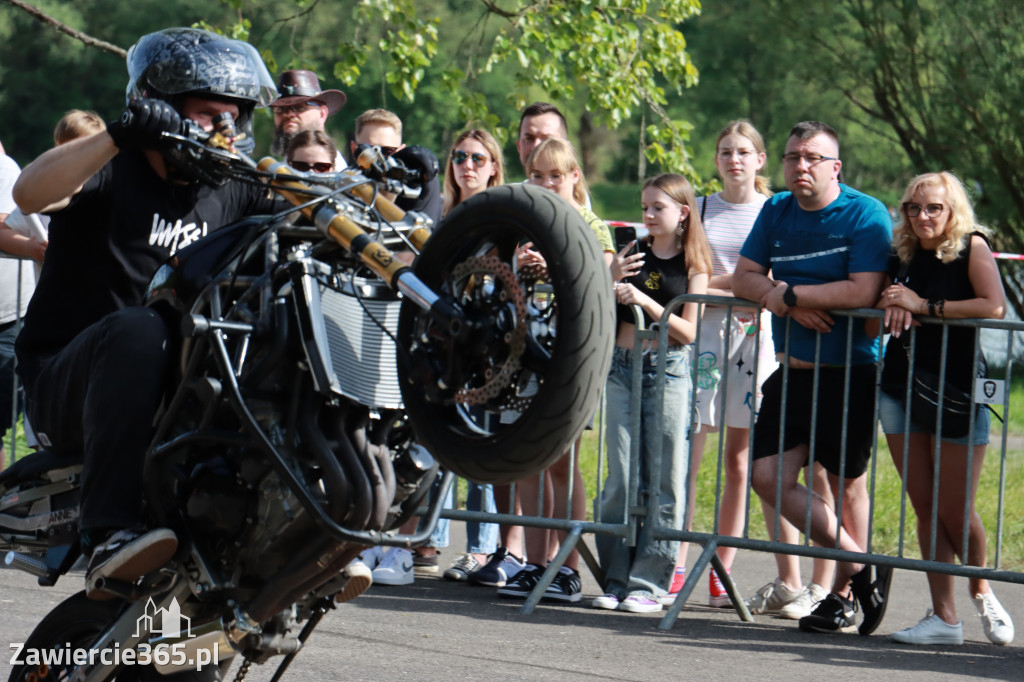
[[592, 173, 712, 613]]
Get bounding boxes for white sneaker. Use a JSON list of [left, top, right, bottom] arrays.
[[352, 545, 383, 571], [591, 593, 621, 610], [891, 611, 963, 645], [974, 591, 1014, 645], [619, 594, 663, 613], [372, 548, 414, 586], [744, 577, 802, 615], [779, 582, 828, 620]]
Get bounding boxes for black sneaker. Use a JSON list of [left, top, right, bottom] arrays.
[[467, 547, 526, 587], [85, 528, 178, 599], [798, 593, 858, 634], [851, 564, 894, 636], [545, 568, 582, 603], [496, 564, 544, 599]]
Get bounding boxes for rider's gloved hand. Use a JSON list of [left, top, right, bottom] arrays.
[[392, 145, 439, 184], [106, 98, 182, 151]]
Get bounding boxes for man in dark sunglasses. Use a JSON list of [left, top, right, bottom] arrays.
[[269, 69, 347, 169], [351, 108, 442, 225]]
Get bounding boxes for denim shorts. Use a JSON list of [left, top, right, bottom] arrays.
[[878, 392, 989, 446]]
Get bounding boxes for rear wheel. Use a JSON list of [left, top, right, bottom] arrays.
[[398, 184, 613, 483], [9, 591, 221, 681]]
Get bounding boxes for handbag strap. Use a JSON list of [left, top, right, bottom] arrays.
[[893, 249, 1004, 424]]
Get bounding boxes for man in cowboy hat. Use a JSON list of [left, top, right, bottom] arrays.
[[270, 69, 347, 167]]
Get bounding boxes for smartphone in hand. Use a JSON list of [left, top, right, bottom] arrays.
[[614, 225, 638, 257]]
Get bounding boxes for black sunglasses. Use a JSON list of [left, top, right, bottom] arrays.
[[290, 160, 333, 173]]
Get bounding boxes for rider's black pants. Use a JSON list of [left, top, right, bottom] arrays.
[[19, 307, 171, 533]]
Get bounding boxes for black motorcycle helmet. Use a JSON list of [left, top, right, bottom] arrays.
[[125, 27, 277, 156]]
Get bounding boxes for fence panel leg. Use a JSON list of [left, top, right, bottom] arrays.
[[520, 524, 584, 615], [710, 551, 753, 622], [659, 539, 715, 630]]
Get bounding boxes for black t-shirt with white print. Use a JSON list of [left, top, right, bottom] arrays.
[[16, 150, 277, 362], [615, 239, 690, 329]]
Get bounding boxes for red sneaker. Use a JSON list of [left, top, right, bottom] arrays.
[[660, 566, 687, 605], [709, 567, 732, 608]]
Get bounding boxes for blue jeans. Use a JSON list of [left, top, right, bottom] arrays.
[[427, 479, 498, 553], [596, 345, 691, 599], [878, 392, 990, 446]]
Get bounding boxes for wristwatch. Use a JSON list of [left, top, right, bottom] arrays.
[[782, 284, 798, 307]]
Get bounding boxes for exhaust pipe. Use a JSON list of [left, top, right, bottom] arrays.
[[148, 618, 236, 675], [4, 551, 50, 578]]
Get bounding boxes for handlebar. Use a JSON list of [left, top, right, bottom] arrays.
[[157, 114, 461, 331]]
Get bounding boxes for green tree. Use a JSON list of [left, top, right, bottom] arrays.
[[764, 0, 1024, 316], [0, 0, 239, 161], [211, 0, 704, 179]]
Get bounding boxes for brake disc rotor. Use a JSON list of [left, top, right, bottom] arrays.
[[451, 255, 527, 405]]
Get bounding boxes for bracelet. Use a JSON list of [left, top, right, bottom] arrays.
[[927, 299, 937, 316], [938, 299, 945, 319]]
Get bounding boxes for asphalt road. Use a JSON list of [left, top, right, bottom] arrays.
[[1, 525, 1021, 681]]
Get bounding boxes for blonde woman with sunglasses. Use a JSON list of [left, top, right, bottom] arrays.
[[441, 129, 505, 216]]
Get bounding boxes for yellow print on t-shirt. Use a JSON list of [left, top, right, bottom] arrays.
[[646, 271, 662, 290]]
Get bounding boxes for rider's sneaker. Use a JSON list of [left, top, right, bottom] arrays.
[[468, 546, 526, 587], [850, 564, 894, 635], [744, 577, 802, 615], [85, 528, 178, 600], [891, 611, 963, 645], [443, 553, 481, 582], [545, 568, 583, 603], [973, 591, 1014, 645], [798, 593, 858, 634], [335, 561, 373, 604], [779, 582, 828, 620], [496, 564, 543, 598], [372, 548, 414, 586]]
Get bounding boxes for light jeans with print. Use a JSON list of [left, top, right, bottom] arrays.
[[596, 345, 691, 599]]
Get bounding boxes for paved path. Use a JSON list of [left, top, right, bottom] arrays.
[[1, 524, 1021, 681]]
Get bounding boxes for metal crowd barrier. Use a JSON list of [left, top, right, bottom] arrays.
[[645, 293, 1023, 630], [5, 246, 1022, 629], [1, 252, 28, 470], [425, 291, 1023, 626]]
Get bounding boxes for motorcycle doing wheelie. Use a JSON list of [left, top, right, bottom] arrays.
[[0, 118, 613, 681]]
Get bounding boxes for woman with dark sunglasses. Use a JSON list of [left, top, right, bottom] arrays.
[[441, 129, 504, 215], [285, 129, 339, 174], [434, 129, 507, 584]]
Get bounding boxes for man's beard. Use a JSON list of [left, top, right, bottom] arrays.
[[271, 128, 295, 157]]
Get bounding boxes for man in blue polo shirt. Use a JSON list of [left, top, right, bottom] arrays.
[[734, 121, 893, 636]]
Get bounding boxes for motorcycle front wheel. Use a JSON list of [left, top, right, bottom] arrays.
[[398, 184, 614, 483]]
